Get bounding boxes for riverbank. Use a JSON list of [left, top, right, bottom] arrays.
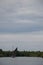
[[0, 49, 43, 57]]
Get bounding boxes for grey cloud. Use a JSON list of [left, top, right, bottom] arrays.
[[0, 41, 43, 51], [0, 23, 43, 33], [0, 0, 43, 22], [0, 0, 43, 33], [16, 13, 43, 22], [0, 0, 43, 51], [38, 0, 43, 3]]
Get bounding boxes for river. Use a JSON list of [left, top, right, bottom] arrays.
[[0, 57, 43, 65]]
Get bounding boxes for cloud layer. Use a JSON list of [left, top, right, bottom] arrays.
[[0, 0, 43, 51], [0, 0, 43, 33]]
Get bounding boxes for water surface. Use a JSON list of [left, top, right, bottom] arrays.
[[0, 57, 43, 65]]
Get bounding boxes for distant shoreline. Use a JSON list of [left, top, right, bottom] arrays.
[[0, 49, 43, 58]]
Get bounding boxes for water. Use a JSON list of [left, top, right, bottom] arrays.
[[0, 57, 43, 65]]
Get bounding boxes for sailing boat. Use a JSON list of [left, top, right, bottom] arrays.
[[12, 48, 18, 58], [11, 46, 15, 58]]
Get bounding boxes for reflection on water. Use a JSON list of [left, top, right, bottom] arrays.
[[0, 57, 43, 65]]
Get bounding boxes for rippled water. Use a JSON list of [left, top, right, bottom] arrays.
[[0, 57, 43, 65]]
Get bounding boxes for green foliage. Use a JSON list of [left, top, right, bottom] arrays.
[[0, 49, 3, 53], [0, 48, 43, 58], [0, 54, 4, 57]]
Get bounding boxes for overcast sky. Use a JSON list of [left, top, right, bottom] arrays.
[[0, 0, 43, 51]]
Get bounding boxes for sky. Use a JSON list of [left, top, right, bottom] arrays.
[[0, 0, 43, 51]]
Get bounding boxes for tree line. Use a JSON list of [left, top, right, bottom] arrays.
[[0, 48, 43, 58]]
